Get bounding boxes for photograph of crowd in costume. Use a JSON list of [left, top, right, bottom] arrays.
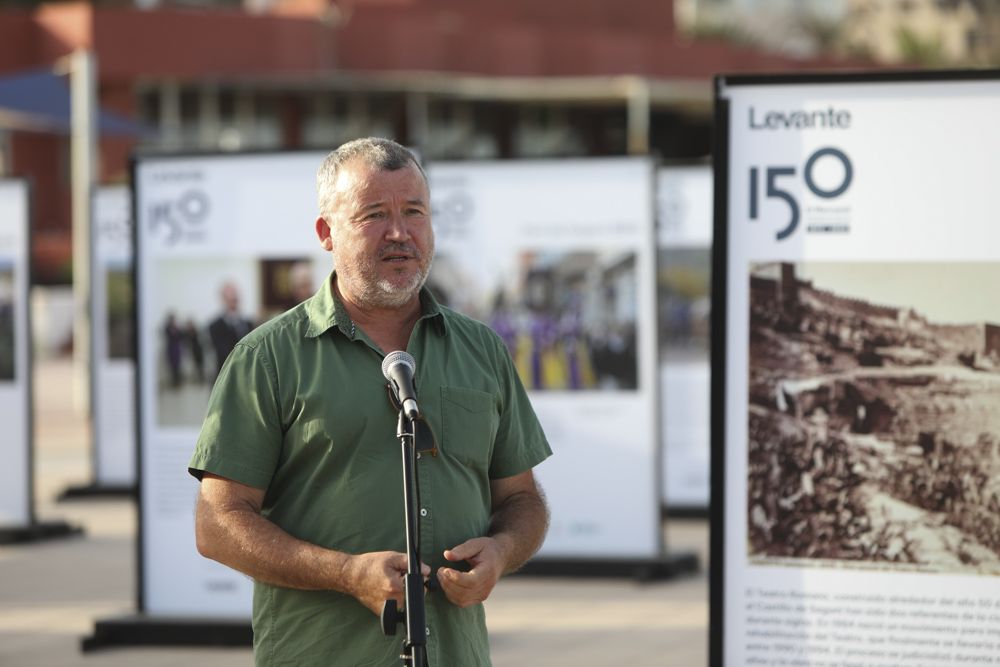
[[0, 267, 14, 381], [658, 247, 711, 362], [428, 250, 639, 391], [747, 262, 1000, 575], [155, 257, 318, 426]]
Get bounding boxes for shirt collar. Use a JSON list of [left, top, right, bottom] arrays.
[[304, 271, 447, 339]]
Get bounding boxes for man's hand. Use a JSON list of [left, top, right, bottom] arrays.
[[195, 473, 432, 616], [437, 471, 549, 608], [343, 551, 431, 616], [437, 537, 508, 608]]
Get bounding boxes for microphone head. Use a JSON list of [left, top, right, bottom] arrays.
[[382, 350, 415, 381]]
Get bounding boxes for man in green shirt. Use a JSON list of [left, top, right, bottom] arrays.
[[189, 137, 552, 666]]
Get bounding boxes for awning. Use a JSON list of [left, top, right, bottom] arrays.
[[0, 67, 147, 136]]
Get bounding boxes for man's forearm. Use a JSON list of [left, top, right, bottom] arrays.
[[487, 486, 549, 574], [195, 476, 414, 614], [196, 499, 353, 592]]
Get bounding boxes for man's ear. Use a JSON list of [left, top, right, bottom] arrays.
[[315, 217, 334, 251]]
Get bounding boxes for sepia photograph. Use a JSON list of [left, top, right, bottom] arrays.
[[748, 262, 1000, 575], [153, 256, 322, 427], [0, 267, 14, 382], [428, 249, 639, 391]]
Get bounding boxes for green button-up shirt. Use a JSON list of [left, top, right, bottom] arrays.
[[189, 273, 552, 667]]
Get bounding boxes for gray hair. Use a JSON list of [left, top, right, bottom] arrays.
[[316, 137, 426, 221]]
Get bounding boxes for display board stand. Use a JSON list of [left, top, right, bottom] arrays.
[[85, 153, 701, 650], [665, 506, 710, 519], [0, 179, 82, 544], [0, 520, 83, 545], [83, 616, 250, 651], [711, 69, 1000, 667], [85, 151, 331, 651], [519, 552, 699, 581], [58, 482, 135, 500], [59, 185, 137, 501], [657, 164, 714, 519]]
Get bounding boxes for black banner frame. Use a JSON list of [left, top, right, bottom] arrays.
[[0, 177, 81, 544], [709, 67, 1000, 667]]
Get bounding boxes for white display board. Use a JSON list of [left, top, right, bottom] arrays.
[[0, 180, 31, 528], [657, 165, 712, 510], [135, 151, 664, 619], [134, 152, 328, 616], [714, 72, 1000, 666], [92, 185, 135, 487], [429, 159, 662, 558]]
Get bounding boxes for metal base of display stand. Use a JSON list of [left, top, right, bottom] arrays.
[[0, 520, 83, 544], [662, 503, 710, 519], [80, 554, 700, 651], [82, 615, 253, 651], [517, 551, 700, 582], [57, 482, 136, 500]]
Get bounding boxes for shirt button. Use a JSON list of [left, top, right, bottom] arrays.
[[416, 452, 421, 460], [426, 627, 431, 636], [420, 508, 428, 517]]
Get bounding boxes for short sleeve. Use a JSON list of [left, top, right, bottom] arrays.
[[488, 333, 553, 479], [188, 341, 283, 489]]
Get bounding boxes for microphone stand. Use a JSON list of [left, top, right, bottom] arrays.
[[380, 408, 437, 667]]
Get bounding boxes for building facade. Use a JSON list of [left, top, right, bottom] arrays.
[[1, 0, 859, 282]]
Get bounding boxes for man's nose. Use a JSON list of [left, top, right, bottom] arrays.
[[384, 211, 411, 240]]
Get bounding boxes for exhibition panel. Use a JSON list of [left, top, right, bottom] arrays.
[[712, 70, 1000, 665]]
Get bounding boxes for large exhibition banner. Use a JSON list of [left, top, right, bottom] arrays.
[[0, 179, 30, 529], [134, 151, 662, 621], [92, 185, 135, 488], [428, 159, 662, 558], [134, 152, 328, 616], [713, 71, 1000, 666], [657, 165, 712, 511]]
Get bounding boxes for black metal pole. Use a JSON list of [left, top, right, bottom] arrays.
[[381, 410, 428, 667], [399, 411, 427, 667]]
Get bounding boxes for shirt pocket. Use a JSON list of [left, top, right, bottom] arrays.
[[440, 386, 497, 471]]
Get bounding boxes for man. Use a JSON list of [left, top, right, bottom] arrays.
[[207, 280, 255, 379], [189, 137, 552, 666]]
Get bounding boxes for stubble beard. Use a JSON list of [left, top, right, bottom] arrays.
[[339, 245, 434, 310]]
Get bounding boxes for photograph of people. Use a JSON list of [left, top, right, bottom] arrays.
[[153, 257, 320, 427], [428, 250, 640, 392], [189, 137, 552, 666], [207, 281, 255, 380]]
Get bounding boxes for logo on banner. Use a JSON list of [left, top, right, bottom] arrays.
[[98, 215, 131, 245], [748, 147, 853, 241], [147, 190, 210, 246], [658, 182, 687, 236], [431, 191, 475, 241], [748, 106, 851, 131]]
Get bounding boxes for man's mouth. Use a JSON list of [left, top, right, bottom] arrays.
[[381, 246, 416, 263]]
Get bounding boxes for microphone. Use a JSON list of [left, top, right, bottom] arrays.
[[382, 351, 420, 420]]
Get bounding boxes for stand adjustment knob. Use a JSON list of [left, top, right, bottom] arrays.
[[381, 599, 405, 636]]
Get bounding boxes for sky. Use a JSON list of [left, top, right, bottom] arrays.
[[796, 262, 1000, 326]]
